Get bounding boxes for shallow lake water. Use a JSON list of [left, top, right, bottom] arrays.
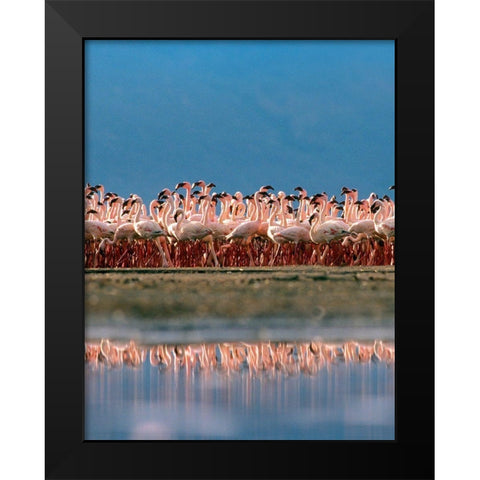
[[85, 358, 394, 440], [85, 268, 395, 440]]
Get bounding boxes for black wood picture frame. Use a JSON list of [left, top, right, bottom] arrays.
[[46, 1, 434, 478]]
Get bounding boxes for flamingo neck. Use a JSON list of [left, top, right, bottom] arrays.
[[200, 198, 210, 224], [268, 202, 280, 226], [176, 211, 185, 229], [311, 213, 321, 232], [184, 184, 192, 216], [164, 197, 175, 226], [96, 187, 104, 204], [245, 199, 254, 220], [279, 198, 288, 226], [208, 202, 216, 223], [374, 205, 386, 224], [344, 193, 353, 222], [253, 193, 262, 222], [235, 203, 246, 221], [386, 200, 395, 218], [149, 200, 159, 222], [298, 196, 304, 222], [316, 199, 327, 223], [261, 200, 270, 222], [85, 194, 95, 212], [173, 195, 180, 211], [106, 201, 117, 222], [218, 198, 228, 223], [134, 201, 143, 224]]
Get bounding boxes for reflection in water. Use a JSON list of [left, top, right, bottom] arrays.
[[86, 339, 394, 371], [85, 340, 394, 440]]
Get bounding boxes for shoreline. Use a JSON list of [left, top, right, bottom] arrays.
[[86, 266, 394, 343]]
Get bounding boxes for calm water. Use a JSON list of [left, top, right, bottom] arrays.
[[85, 360, 394, 440]]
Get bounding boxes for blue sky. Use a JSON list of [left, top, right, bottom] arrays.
[[85, 40, 394, 201]]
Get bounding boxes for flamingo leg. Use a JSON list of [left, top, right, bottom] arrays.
[[153, 237, 170, 267], [320, 244, 330, 265], [158, 236, 173, 267], [209, 241, 220, 267], [268, 243, 281, 266], [246, 239, 256, 266], [115, 245, 130, 267]]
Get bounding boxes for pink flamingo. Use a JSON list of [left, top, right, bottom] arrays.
[[172, 208, 213, 241], [309, 205, 350, 265], [172, 208, 219, 266], [371, 199, 395, 239], [225, 190, 268, 266], [131, 197, 171, 267]]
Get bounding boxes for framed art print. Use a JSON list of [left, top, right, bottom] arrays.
[[46, 1, 434, 479]]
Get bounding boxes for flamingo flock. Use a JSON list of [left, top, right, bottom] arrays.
[[84, 182, 395, 268], [85, 339, 395, 374]]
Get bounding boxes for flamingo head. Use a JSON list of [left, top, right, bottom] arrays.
[[370, 200, 382, 214], [294, 186, 307, 197], [308, 212, 319, 225], [175, 181, 191, 190], [311, 193, 326, 205], [158, 188, 172, 198], [173, 209, 185, 222], [221, 192, 232, 201]]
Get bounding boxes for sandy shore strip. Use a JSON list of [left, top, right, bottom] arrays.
[[85, 266, 394, 344], [86, 266, 394, 320]]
